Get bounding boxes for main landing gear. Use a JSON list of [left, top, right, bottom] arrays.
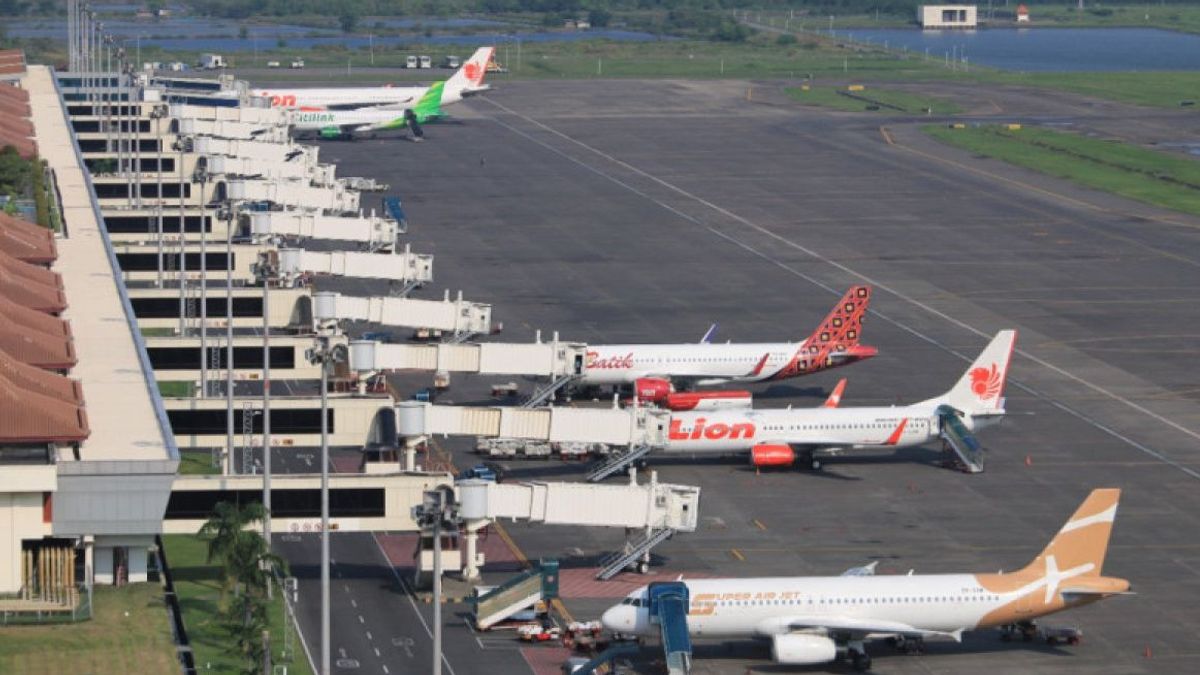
[[798, 449, 822, 471], [845, 641, 871, 672]]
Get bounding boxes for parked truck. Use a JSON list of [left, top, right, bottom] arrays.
[[198, 53, 226, 70]]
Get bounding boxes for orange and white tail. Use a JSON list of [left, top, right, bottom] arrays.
[[1018, 488, 1120, 579], [444, 46, 494, 101], [936, 329, 1017, 414], [766, 285, 875, 381]]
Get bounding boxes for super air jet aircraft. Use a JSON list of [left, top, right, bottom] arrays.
[[601, 488, 1130, 671]]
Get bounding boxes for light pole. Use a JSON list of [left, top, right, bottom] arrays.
[[306, 337, 345, 675], [412, 487, 456, 675], [253, 252, 277, 547], [196, 165, 208, 398], [224, 202, 237, 476], [174, 136, 188, 337]]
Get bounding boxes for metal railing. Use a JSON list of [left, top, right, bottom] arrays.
[[0, 583, 92, 625]]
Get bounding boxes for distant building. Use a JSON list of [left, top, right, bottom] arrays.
[[1016, 3, 1031, 22], [918, 5, 978, 29]]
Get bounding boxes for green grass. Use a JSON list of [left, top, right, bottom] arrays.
[[179, 450, 221, 475], [924, 124, 1200, 216], [0, 584, 178, 674], [157, 380, 193, 397], [785, 85, 962, 114], [984, 71, 1200, 109], [161, 534, 313, 675]]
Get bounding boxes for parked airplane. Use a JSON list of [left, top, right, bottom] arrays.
[[583, 286, 876, 402], [251, 46, 494, 110], [601, 488, 1129, 671], [661, 329, 1016, 469]]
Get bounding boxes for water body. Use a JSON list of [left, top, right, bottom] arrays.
[[2, 16, 664, 52], [838, 27, 1200, 72]]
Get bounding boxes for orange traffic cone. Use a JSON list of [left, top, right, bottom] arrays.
[[1025, 454, 1033, 467], [1144, 644, 1153, 658]]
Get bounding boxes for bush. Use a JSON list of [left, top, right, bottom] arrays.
[[776, 33, 798, 46]]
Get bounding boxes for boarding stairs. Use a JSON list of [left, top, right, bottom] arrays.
[[648, 582, 693, 675], [570, 643, 640, 675], [586, 444, 654, 483], [446, 330, 476, 344], [473, 559, 560, 630], [522, 373, 581, 408], [936, 404, 985, 473], [596, 527, 675, 581], [382, 196, 409, 234]]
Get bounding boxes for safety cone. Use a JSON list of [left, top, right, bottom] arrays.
[[1025, 454, 1033, 467], [1144, 644, 1153, 658]]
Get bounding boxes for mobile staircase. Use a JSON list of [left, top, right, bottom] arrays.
[[596, 526, 675, 580], [586, 444, 654, 483], [648, 581, 693, 675], [569, 643, 640, 675], [936, 404, 985, 473], [473, 559, 559, 630], [522, 373, 581, 408], [382, 196, 409, 234]]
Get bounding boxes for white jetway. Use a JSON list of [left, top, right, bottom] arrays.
[[313, 290, 492, 337], [170, 103, 291, 127], [394, 401, 665, 446], [193, 137, 318, 165], [457, 474, 700, 580], [275, 245, 431, 288], [206, 153, 335, 184], [246, 210, 398, 249], [176, 117, 289, 143], [225, 178, 359, 213], [351, 339, 588, 381]]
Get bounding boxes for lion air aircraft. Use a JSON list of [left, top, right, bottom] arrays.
[[601, 488, 1129, 671], [661, 329, 1016, 469], [239, 46, 494, 111], [583, 286, 876, 408]]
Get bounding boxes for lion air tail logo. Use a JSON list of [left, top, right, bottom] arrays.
[[463, 61, 482, 83], [970, 363, 1003, 401]]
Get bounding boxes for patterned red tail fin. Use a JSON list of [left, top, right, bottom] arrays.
[[767, 286, 873, 381]]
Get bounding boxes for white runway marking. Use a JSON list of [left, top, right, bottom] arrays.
[[371, 534, 458, 675], [479, 97, 1200, 481]]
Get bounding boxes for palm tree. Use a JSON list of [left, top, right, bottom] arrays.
[[199, 501, 266, 599]]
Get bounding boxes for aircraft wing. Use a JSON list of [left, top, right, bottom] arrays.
[[757, 615, 963, 641], [840, 561, 878, 577]]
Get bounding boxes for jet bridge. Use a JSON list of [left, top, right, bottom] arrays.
[[175, 117, 289, 143], [192, 136, 319, 165], [354, 338, 591, 382], [205, 153, 336, 185], [245, 210, 399, 250], [273, 246, 432, 292], [223, 178, 360, 213], [313, 290, 492, 338], [456, 472, 699, 581], [170, 102, 290, 127]]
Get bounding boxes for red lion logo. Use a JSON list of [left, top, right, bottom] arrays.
[[969, 364, 1003, 400], [463, 62, 482, 82]]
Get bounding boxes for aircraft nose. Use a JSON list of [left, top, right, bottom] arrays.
[[601, 605, 634, 632]]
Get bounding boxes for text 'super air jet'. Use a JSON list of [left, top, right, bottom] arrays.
[[661, 329, 1016, 469], [581, 286, 877, 409], [272, 47, 494, 139], [601, 488, 1130, 671]]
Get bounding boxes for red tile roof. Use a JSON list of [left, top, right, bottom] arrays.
[[0, 315, 76, 369], [0, 345, 83, 405], [0, 215, 56, 264], [0, 248, 62, 289], [0, 253, 67, 312], [0, 368, 89, 443], [0, 294, 72, 340]]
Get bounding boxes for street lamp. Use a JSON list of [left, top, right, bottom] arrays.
[[305, 336, 346, 675], [411, 486, 457, 675]]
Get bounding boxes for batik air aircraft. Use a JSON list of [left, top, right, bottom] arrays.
[[584, 286, 876, 409], [602, 488, 1129, 671], [661, 329, 1016, 469]]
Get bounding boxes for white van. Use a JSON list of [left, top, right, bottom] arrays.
[[405, 55, 418, 69], [418, 55, 432, 68]]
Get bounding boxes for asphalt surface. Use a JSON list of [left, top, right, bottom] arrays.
[[277, 78, 1200, 674]]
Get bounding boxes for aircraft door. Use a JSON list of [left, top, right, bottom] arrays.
[[574, 353, 583, 375]]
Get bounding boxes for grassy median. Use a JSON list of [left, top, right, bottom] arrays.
[[786, 85, 962, 114], [924, 124, 1200, 216], [0, 584, 178, 674], [161, 534, 313, 675]]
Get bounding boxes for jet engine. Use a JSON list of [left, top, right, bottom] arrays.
[[634, 377, 672, 404], [771, 634, 837, 665], [750, 444, 795, 467]]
